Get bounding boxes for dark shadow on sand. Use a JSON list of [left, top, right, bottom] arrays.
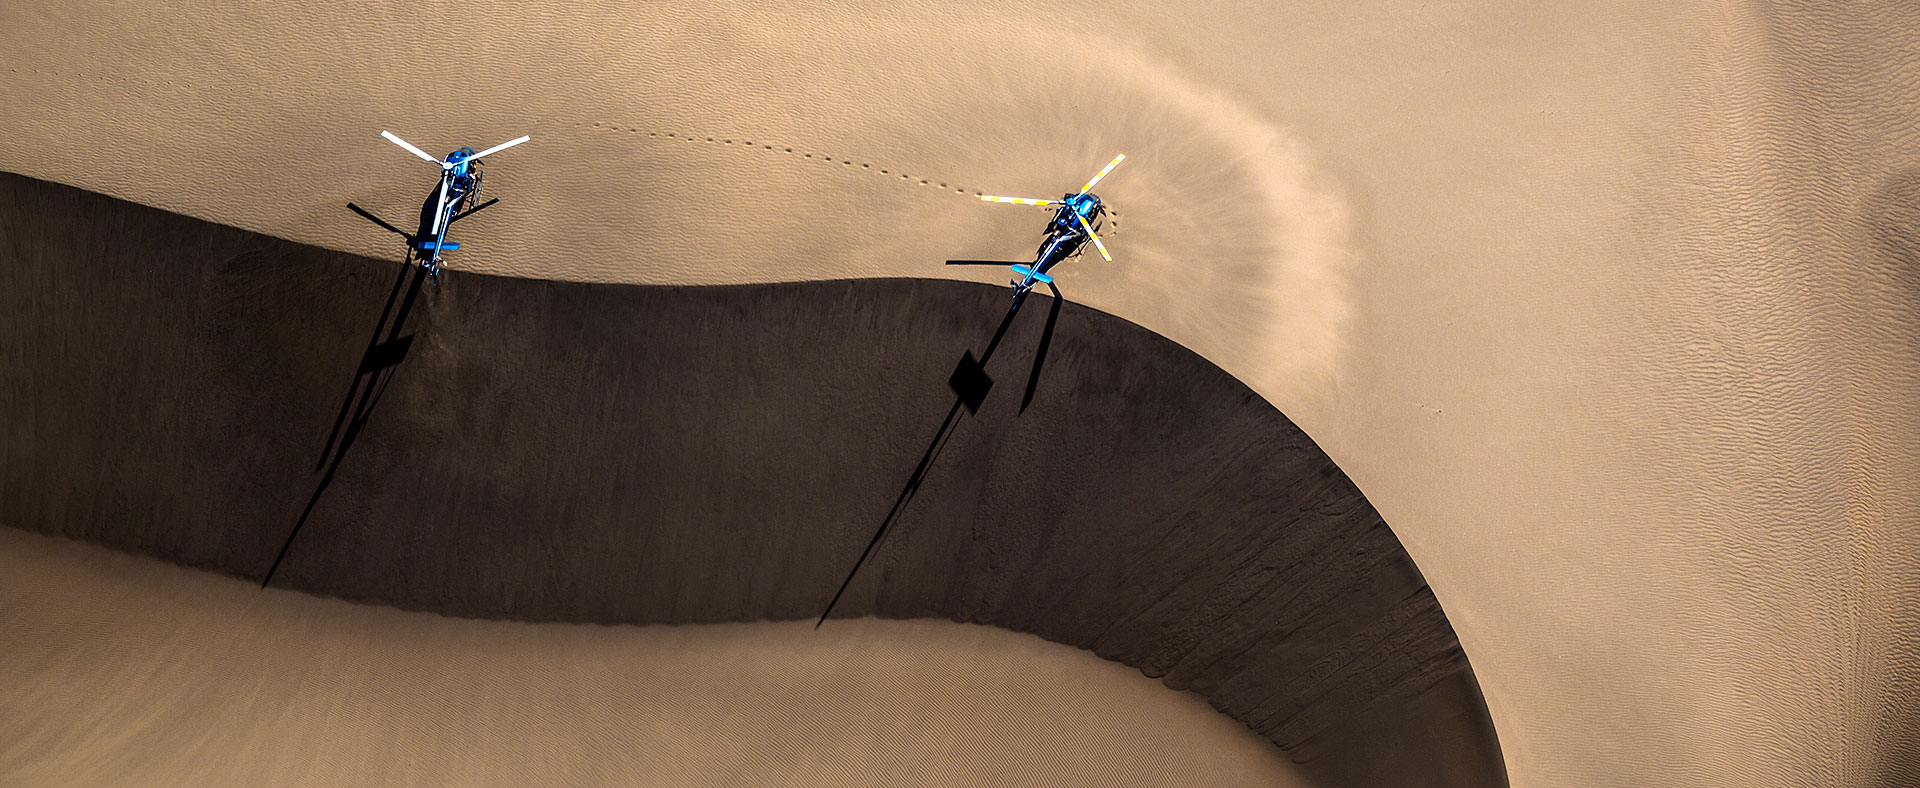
[[261, 263, 427, 588], [816, 283, 1063, 625]]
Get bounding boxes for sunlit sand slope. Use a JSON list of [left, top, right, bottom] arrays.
[[0, 528, 1308, 787]]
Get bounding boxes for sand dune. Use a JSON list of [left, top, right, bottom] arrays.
[[3, 1, 1917, 786], [0, 528, 1307, 787], [0, 172, 1500, 785]]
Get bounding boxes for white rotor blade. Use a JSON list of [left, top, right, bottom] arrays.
[[1078, 154, 1126, 195], [980, 195, 1056, 206], [468, 135, 530, 162], [429, 176, 451, 236], [1076, 213, 1112, 262], [383, 131, 441, 166]]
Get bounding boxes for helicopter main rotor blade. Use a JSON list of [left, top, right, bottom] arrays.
[[382, 131, 442, 166], [980, 195, 1056, 206], [428, 176, 451, 237], [1077, 154, 1126, 195], [468, 135, 530, 162], [1076, 213, 1112, 262]]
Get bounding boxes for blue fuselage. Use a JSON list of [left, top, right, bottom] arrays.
[[411, 148, 480, 259], [1031, 192, 1102, 277]]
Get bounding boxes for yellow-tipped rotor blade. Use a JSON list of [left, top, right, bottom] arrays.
[[1076, 213, 1112, 262], [980, 195, 1057, 206], [1079, 154, 1126, 194]]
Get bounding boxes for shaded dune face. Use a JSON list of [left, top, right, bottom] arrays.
[[1, 172, 1503, 787]]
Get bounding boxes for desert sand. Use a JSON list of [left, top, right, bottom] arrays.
[[0, 528, 1305, 787], [2, 1, 1917, 787], [0, 170, 1499, 785]]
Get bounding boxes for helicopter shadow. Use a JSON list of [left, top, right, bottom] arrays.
[[260, 256, 429, 588], [816, 282, 1064, 626], [941, 259, 1065, 414]]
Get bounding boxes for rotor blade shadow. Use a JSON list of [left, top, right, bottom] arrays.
[[1020, 284, 1064, 414], [450, 197, 499, 225], [817, 298, 1026, 626], [263, 264, 429, 588], [978, 297, 1021, 364], [816, 398, 967, 627], [348, 202, 413, 241], [315, 264, 413, 469]]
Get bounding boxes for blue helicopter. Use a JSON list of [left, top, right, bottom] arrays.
[[955, 155, 1124, 305], [357, 130, 530, 277]]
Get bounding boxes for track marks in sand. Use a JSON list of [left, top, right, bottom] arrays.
[[907, 23, 1356, 405], [572, 119, 1127, 232], [578, 121, 985, 197]]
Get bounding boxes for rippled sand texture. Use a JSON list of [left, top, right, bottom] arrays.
[[0, 1, 1364, 405], [0, 529, 1304, 787], [0, 171, 1499, 785], [2, 2, 1917, 787]]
